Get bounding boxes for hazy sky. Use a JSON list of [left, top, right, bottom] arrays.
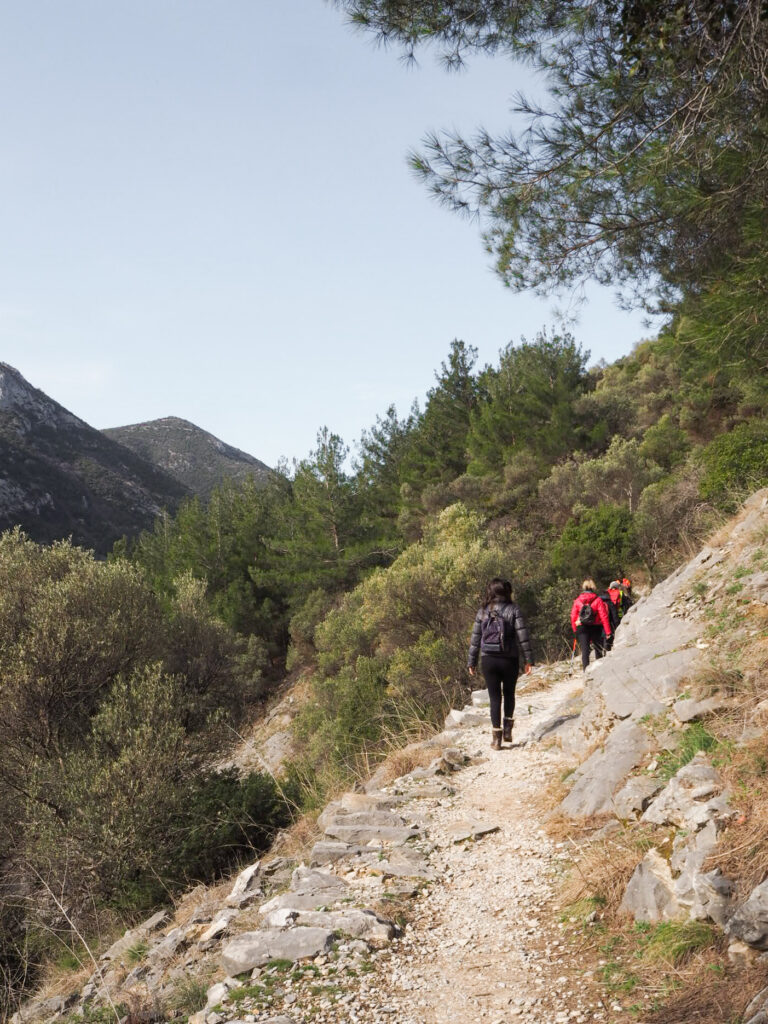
[[0, 1, 656, 467]]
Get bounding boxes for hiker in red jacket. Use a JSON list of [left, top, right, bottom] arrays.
[[570, 578, 612, 671]]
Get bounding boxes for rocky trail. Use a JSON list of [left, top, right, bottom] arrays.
[[21, 491, 768, 1024], [173, 665, 611, 1024]]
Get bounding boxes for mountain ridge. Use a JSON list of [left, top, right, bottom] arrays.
[[0, 364, 269, 554], [103, 416, 271, 498]]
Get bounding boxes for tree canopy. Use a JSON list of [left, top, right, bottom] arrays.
[[334, 0, 768, 312]]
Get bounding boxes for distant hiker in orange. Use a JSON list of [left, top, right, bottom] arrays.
[[467, 577, 533, 750], [570, 579, 612, 671]]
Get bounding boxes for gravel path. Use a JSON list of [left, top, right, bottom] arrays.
[[345, 671, 608, 1024], [214, 668, 620, 1024]]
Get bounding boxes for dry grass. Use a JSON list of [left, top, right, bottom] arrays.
[[708, 734, 768, 895], [373, 739, 442, 785], [271, 807, 322, 861], [644, 959, 768, 1024], [560, 830, 647, 922]]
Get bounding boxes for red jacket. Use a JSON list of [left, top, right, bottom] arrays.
[[571, 591, 612, 635]]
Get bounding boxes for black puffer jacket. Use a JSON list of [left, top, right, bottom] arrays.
[[467, 601, 533, 668]]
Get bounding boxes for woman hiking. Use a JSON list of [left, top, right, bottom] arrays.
[[467, 578, 533, 750], [571, 578, 612, 671]]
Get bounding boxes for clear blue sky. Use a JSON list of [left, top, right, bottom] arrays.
[[0, 0, 656, 467]]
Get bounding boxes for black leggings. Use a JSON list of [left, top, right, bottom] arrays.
[[576, 625, 606, 669], [480, 655, 520, 729]]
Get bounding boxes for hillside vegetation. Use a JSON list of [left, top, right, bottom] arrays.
[[5, 1, 768, 1017]]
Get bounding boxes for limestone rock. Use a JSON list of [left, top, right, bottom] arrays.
[[559, 719, 651, 818], [672, 695, 727, 723], [225, 861, 262, 907], [642, 755, 731, 830], [261, 908, 396, 942], [309, 840, 374, 867], [259, 866, 349, 914], [620, 849, 682, 923], [221, 927, 335, 974], [727, 878, 768, 949], [444, 708, 487, 728], [198, 909, 239, 948], [445, 818, 501, 843], [323, 821, 421, 845], [100, 909, 169, 962], [611, 775, 663, 819], [691, 870, 735, 928], [743, 985, 768, 1024], [205, 976, 240, 1007]]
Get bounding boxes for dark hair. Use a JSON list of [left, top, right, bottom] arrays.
[[484, 577, 512, 607]]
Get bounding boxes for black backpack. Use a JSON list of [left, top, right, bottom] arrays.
[[481, 606, 508, 652], [578, 599, 596, 626]]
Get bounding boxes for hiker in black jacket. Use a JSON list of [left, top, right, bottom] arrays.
[[467, 577, 533, 750], [598, 585, 620, 651]]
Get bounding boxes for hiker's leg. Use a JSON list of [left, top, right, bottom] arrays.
[[592, 625, 606, 659], [480, 656, 503, 729], [577, 628, 591, 669], [501, 659, 520, 721]]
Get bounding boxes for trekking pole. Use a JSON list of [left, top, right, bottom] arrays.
[[569, 637, 577, 676]]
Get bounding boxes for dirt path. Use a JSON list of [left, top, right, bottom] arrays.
[[337, 669, 613, 1024], [167, 666, 625, 1024]]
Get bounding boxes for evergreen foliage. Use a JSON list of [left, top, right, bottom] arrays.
[[0, 533, 289, 1015]]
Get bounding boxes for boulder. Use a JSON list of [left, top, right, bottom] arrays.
[[444, 708, 487, 728], [620, 849, 683, 923], [309, 840, 374, 867], [445, 819, 501, 843], [259, 866, 349, 914], [559, 719, 652, 818], [261, 908, 396, 943], [369, 846, 434, 879], [727, 878, 768, 949], [743, 985, 768, 1024], [672, 695, 727, 723], [670, 819, 719, 908], [691, 870, 735, 928], [225, 861, 262, 907], [198, 909, 239, 948], [148, 926, 191, 964], [642, 755, 731, 831], [100, 910, 169, 962], [221, 927, 335, 974], [323, 822, 421, 845], [611, 775, 663, 819]]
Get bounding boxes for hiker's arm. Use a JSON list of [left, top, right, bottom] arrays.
[[467, 611, 482, 669], [512, 607, 534, 666]]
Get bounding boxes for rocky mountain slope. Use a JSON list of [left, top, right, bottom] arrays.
[[15, 491, 768, 1024], [103, 418, 271, 498], [0, 363, 191, 555]]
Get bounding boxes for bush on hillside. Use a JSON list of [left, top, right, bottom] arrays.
[[0, 532, 286, 1017], [550, 503, 636, 583], [296, 504, 509, 793], [699, 419, 768, 511], [635, 467, 716, 578]]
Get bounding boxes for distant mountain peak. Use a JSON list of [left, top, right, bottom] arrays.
[[0, 364, 190, 554], [103, 418, 271, 498], [0, 362, 83, 433]]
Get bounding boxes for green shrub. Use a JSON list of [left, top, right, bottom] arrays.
[[699, 418, 768, 510], [550, 503, 636, 582], [292, 503, 511, 793], [286, 588, 336, 671], [0, 532, 282, 1015]]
